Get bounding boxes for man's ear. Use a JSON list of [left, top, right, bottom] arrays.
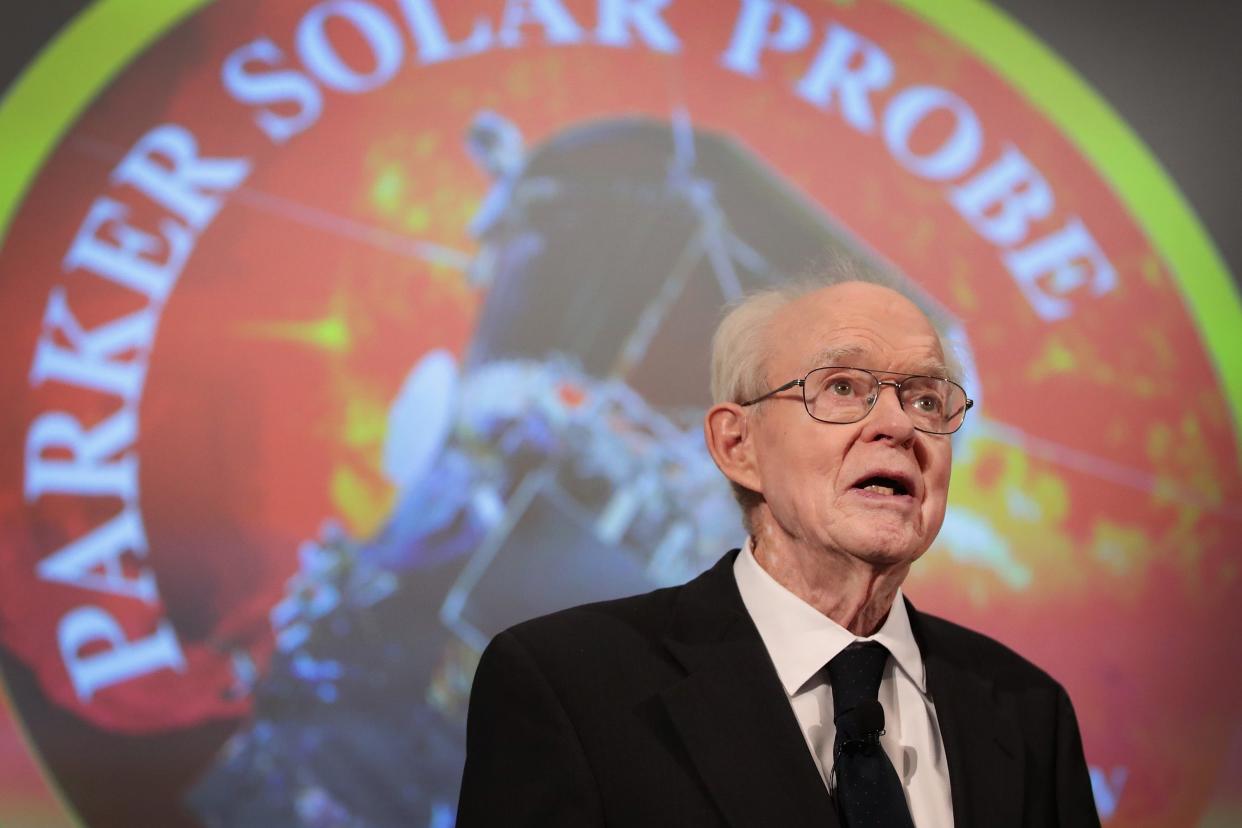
[[704, 403, 762, 495]]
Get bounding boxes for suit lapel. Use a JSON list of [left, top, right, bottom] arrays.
[[658, 553, 839, 828], [909, 602, 1024, 827]]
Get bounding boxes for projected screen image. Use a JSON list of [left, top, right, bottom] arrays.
[[0, 1, 1238, 826]]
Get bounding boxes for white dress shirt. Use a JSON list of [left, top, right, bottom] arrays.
[[733, 542, 955, 827]]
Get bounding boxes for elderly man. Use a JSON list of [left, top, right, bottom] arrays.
[[457, 279, 1099, 827]]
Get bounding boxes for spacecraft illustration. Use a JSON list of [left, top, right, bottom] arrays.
[[190, 111, 974, 827]]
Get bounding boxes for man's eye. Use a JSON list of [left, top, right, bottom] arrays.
[[911, 395, 943, 413], [829, 381, 855, 396]]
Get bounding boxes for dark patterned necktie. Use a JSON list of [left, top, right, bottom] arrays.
[[827, 641, 916, 828]]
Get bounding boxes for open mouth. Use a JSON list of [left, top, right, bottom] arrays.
[[852, 476, 911, 497]]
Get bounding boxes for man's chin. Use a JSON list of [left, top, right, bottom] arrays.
[[838, 527, 926, 569]]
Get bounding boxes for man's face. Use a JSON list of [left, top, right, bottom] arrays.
[[747, 282, 954, 568]]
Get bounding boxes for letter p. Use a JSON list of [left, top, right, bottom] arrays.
[[58, 606, 185, 701], [720, 0, 811, 77]]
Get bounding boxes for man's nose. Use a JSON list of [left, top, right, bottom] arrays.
[[862, 382, 916, 442]]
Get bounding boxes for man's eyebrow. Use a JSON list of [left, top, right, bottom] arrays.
[[908, 359, 950, 378], [810, 345, 867, 368]]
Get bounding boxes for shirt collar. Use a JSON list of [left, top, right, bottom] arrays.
[[733, 539, 926, 696]]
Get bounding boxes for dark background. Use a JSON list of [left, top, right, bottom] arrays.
[[2, 0, 1239, 290]]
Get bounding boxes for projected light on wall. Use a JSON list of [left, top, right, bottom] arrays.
[[0, 1, 1238, 826]]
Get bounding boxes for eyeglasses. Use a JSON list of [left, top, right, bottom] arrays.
[[739, 366, 973, 435]]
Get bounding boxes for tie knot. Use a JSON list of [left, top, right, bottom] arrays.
[[826, 641, 890, 714]]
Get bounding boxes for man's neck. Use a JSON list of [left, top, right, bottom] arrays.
[[749, 530, 910, 637]]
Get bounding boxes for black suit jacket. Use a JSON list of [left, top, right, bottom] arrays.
[[457, 551, 1100, 827]]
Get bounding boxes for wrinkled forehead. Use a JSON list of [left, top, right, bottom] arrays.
[[769, 286, 948, 378], [805, 342, 948, 378]]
